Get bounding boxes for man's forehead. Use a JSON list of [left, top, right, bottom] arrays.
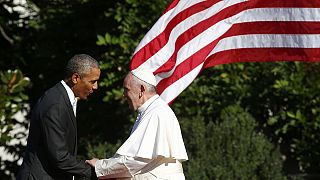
[[123, 75, 131, 86], [83, 70, 100, 80], [124, 74, 137, 87]]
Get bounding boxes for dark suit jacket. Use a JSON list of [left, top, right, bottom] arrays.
[[17, 82, 96, 180]]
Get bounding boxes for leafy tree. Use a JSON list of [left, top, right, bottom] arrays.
[[179, 105, 286, 179], [0, 69, 30, 179], [256, 62, 320, 173], [0, 0, 39, 69]]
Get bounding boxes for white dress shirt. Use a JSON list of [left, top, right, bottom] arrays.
[[61, 80, 77, 116]]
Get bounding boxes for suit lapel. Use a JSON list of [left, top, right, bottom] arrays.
[[56, 82, 77, 124], [55, 82, 78, 152]]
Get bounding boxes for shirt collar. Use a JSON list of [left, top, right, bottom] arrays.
[[61, 80, 77, 106], [137, 95, 159, 113]]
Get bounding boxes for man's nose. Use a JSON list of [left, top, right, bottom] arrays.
[[93, 82, 98, 89]]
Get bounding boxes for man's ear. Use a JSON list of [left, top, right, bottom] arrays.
[[71, 73, 80, 84], [139, 85, 146, 98], [140, 85, 146, 92]]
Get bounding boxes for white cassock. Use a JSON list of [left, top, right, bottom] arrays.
[[95, 95, 188, 180]]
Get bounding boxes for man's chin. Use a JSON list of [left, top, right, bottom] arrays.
[[79, 96, 88, 100]]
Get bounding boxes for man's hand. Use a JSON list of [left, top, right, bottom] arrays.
[[85, 158, 99, 167]]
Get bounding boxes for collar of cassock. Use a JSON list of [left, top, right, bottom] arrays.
[[137, 94, 159, 114]]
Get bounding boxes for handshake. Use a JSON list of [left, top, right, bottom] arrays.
[[86, 158, 99, 167]]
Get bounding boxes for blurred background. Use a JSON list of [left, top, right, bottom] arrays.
[[1, 0, 320, 179]]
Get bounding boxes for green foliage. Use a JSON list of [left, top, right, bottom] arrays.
[[0, 69, 30, 143], [245, 62, 320, 173], [0, 69, 30, 179], [178, 115, 209, 180], [173, 62, 320, 175], [181, 105, 286, 180], [86, 141, 122, 159]]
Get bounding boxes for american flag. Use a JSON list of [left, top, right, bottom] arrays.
[[130, 0, 320, 104]]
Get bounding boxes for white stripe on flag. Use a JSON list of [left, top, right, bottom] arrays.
[[210, 34, 320, 56], [236, 8, 320, 23]]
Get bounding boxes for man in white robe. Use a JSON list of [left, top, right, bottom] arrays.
[[86, 69, 188, 179]]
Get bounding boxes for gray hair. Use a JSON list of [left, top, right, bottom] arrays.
[[131, 72, 156, 93], [64, 54, 99, 78]]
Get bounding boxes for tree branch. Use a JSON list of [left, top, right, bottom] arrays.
[[0, 25, 14, 45]]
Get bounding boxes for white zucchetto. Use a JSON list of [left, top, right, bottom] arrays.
[[131, 69, 157, 86]]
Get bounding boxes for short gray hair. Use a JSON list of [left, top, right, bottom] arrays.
[[131, 72, 156, 93], [64, 54, 99, 78]]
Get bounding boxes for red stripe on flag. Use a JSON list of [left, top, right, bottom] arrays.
[[247, 0, 320, 8], [204, 48, 320, 68], [226, 22, 320, 36]]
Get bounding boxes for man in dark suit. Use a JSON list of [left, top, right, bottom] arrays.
[[17, 54, 101, 180]]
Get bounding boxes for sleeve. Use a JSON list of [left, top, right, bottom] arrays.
[[41, 103, 95, 179], [95, 155, 151, 179]]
